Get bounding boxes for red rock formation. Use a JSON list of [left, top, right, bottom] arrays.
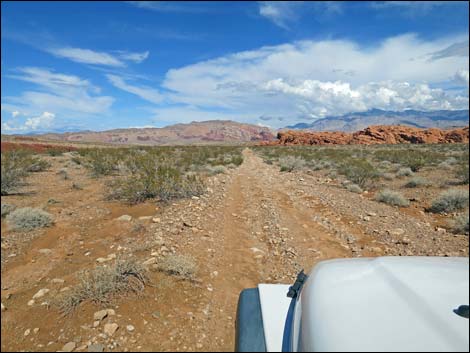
[[270, 126, 469, 146]]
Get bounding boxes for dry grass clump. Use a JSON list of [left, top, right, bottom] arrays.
[[58, 259, 148, 315], [155, 254, 198, 280], [375, 189, 410, 207], [430, 189, 469, 213], [6, 207, 53, 231], [279, 156, 306, 172], [396, 167, 414, 177], [345, 183, 363, 193], [1, 204, 16, 218], [449, 212, 469, 235], [404, 177, 429, 188]]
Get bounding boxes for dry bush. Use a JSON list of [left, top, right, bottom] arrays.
[[205, 165, 227, 175], [155, 254, 198, 280], [449, 212, 469, 235], [6, 207, 53, 231], [396, 167, 414, 177], [375, 189, 410, 207], [339, 159, 378, 188], [58, 259, 148, 315], [279, 156, 306, 172], [404, 177, 429, 188], [345, 183, 363, 193], [430, 189, 469, 213], [1, 204, 16, 218], [455, 164, 469, 184]]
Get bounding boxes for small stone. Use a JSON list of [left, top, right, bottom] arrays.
[[94, 310, 108, 321], [87, 344, 104, 352], [32, 288, 49, 299], [142, 257, 156, 266], [126, 325, 135, 332], [152, 217, 161, 223], [191, 196, 200, 200], [390, 228, 405, 236], [39, 248, 52, 255], [62, 342, 76, 352], [367, 212, 377, 217], [1, 302, 5, 311], [106, 309, 116, 316], [28, 299, 35, 306], [96, 258, 108, 263], [24, 329, 31, 336], [104, 323, 119, 336], [33, 328, 40, 334], [60, 287, 71, 292], [116, 215, 132, 222], [51, 278, 65, 284], [107, 253, 116, 260], [93, 321, 100, 328]]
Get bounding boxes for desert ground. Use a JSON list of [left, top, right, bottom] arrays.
[[1, 141, 469, 352]]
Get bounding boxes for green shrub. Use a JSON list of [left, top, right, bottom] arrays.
[[6, 207, 53, 231], [155, 254, 197, 280], [375, 189, 410, 207], [58, 259, 147, 315], [449, 212, 469, 235], [339, 159, 378, 188], [279, 156, 306, 172], [206, 165, 226, 175], [404, 177, 429, 188], [430, 189, 469, 213]]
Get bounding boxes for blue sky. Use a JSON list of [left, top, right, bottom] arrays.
[[1, 1, 469, 133]]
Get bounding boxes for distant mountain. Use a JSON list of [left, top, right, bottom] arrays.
[[285, 109, 469, 132], [34, 120, 275, 145]]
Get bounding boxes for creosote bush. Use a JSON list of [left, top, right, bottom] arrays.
[[430, 189, 469, 213], [339, 159, 378, 188], [6, 207, 53, 231], [155, 254, 198, 280], [58, 259, 148, 315], [375, 189, 410, 207]]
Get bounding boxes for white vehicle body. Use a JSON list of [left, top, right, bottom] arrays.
[[236, 256, 469, 352]]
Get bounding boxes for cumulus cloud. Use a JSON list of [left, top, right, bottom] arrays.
[[2, 111, 55, 132], [106, 74, 163, 104], [158, 34, 468, 126], [11, 111, 20, 118], [429, 41, 469, 61], [2, 67, 114, 132], [455, 69, 469, 86]]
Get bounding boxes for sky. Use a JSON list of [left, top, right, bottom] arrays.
[[1, 1, 469, 134]]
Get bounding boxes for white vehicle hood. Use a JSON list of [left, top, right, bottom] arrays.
[[298, 257, 469, 352]]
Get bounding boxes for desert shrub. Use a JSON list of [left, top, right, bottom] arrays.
[[6, 207, 53, 231], [71, 182, 83, 190], [70, 156, 82, 165], [338, 159, 378, 188], [108, 158, 204, 204], [345, 183, 363, 193], [449, 212, 469, 235], [155, 254, 197, 280], [58, 259, 147, 315], [375, 189, 410, 207], [47, 149, 64, 157], [1, 204, 16, 218], [455, 164, 469, 184], [83, 149, 120, 177], [404, 177, 429, 188], [279, 156, 306, 172], [57, 168, 69, 180], [430, 189, 469, 213], [381, 172, 395, 180], [396, 167, 414, 177], [206, 165, 226, 175], [27, 157, 51, 172]]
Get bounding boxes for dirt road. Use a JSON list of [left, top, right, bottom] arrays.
[[1, 148, 467, 352]]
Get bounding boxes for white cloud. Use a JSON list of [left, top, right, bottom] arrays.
[[2, 67, 114, 132], [454, 69, 469, 86], [258, 1, 298, 29], [117, 50, 150, 63], [11, 111, 20, 118], [2, 111, 55, 132], [47, 47, 150, 67], [106, 74, 163, 104], [158, 33, 468, 127]]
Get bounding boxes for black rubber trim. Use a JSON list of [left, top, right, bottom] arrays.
[[235, 288, 267, 352]]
